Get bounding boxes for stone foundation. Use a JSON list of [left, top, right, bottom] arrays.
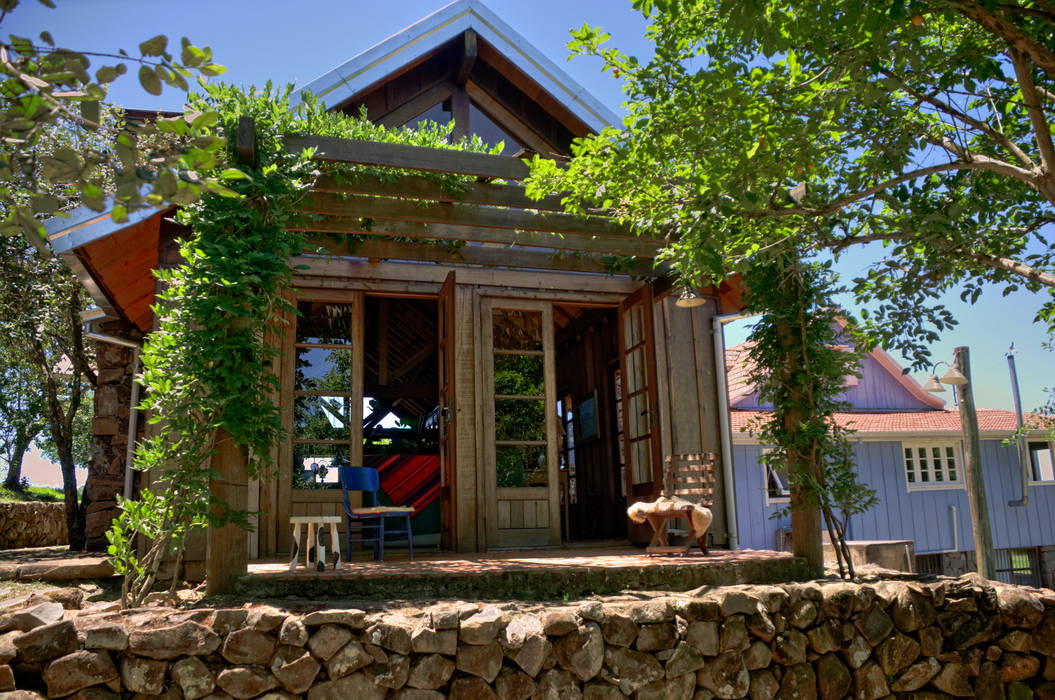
[[2, 574, 1055, 698], [0, 503, 66, 549]]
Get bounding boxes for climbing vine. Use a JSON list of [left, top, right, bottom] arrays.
[[742, 251, 878, 579], [105, 83, 511, 606]]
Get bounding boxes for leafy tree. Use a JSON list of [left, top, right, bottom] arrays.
[[0, 229, 94, 547], [0, 335, 47, 490], [530, 0, 1055, 368], [0, 0, 232, 240], [744, 252, 877, 578]]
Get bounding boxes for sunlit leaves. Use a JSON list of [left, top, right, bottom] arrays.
[[0, 5, 230, 238], [529, 0, 1055, 372]]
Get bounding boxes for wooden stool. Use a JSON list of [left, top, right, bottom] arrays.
[[645, 506, 708, 555], [289, 515, 343, 572]]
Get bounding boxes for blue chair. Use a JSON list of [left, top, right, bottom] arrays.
[[338, 465, 414, 561]]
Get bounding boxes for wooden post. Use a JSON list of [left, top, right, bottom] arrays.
[[236, 117, 256, 168], [954, 346, 997, 579], [206, 428, 249, 595]]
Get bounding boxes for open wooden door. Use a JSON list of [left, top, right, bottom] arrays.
[[482, 298, 560, 549], [437, 272, 457, 551], [618, 285, 664, 543]]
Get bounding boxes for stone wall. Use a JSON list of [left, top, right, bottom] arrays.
[[2, 575, 1055, 698], [0, 503, 66, 549], [83, 337, 140, 551]]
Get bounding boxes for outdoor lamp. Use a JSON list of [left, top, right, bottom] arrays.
[[920, 360, 969, 393], [921, 374, 945, 393], [675, 286, 705, 308]]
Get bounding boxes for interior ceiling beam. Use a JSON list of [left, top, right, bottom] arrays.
[[386, 342, 437, 384], [364, 382, 438, 400], [294, 214, 658, 258], [301, 192, 641, 241], [312, 238, 659, 277]]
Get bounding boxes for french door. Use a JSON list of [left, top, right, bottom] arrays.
[[437, 273, 457, 550], [618, 285, 663, 540], [481, 298, 560, 548]]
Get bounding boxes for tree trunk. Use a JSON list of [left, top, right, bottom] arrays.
[[3, 437, 30, 491], [57, 440, 85, 550]]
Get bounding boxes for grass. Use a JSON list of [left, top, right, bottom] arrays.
[[0, 485, 66, 503]]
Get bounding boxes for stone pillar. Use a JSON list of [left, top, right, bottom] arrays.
[[83, 333, 141, 550]]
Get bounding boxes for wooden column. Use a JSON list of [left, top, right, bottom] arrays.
[[206, 428, 248, 595], [954, 346, 997, 579]]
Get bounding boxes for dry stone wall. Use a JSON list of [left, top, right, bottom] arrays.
[[1, 574, 1054, 698], [0, 503, 66, 549]]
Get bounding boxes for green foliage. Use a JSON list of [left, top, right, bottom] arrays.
[[106, 83, 311, 608], [530, 0, 1055, 369], [0, 1, 231, 240], [0, 484, 65, 502], [743, 251, 877, 578]]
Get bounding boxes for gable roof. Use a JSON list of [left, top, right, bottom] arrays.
[[725, 340, 946, 411], [294, 0, 620, 134], [730, 408, 1030, 437]]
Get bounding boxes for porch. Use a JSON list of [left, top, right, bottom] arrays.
[[240, 545, 808, 601]]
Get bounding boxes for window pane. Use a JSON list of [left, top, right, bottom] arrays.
[[297, 301, 353, 345], [632, 439, 651, 485], [1029, 442, 1054, 481], [904, 448, 915, 483], [293, 442, 349, 487], [493, 309, 542, 351], [946, 446, 957, 481], [295, 395, 352, 441], [495, 398, 545, 442], [917, 447, 930, 482], [296, 347, 351, 392], [494, 354, 543, 395], [496, 445, 547, 488]]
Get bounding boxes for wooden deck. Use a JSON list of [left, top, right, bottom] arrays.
[[241, 545, 809, 601]]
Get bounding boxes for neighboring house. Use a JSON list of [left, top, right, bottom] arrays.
[[45, 0, 745, 566], [726, 340, 1055, 587]]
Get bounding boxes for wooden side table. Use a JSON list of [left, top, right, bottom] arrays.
[[289, 515, 343, 572]]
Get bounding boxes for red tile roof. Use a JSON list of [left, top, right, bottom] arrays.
[[730, 408, 1034, 436]]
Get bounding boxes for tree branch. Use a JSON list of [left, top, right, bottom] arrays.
[[949, 0, 1055, 79], [744, 158, 1030, 221], [964, 250, 1055, 287], [890, 72, 1036, 169], [1010, 47, 1055, 175]]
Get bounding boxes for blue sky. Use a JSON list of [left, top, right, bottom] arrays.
[[6, 0, 1053, 414]]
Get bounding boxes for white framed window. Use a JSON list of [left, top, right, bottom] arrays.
[[1028, 441, 1055, 484], [762, 449, 791, 505], [902, 442, 962, 490]]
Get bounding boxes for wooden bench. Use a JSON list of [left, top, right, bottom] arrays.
[[643, 453, 717, 556]]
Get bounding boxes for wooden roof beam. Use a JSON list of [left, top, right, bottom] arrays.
[[285, 134, 531, 180], [311, 238, 660, 276], [313, 173, 568, 212], [456, 30, 477, 86], [300, 192, 642, 240], [293, 217, 660, 258]]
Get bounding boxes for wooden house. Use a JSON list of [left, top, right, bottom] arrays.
[[47, 0, 743, 566], [725, 340, 1055, 587]]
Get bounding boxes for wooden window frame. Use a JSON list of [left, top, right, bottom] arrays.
[[902, 441, 965, 492], [1028, 440, 1055, 485]]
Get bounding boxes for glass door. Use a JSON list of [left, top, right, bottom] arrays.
[[482, 298, 559, 548]]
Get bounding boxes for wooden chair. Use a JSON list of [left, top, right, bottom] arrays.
[[643, 453, 717, 555], [338, 465, 415, 562]]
